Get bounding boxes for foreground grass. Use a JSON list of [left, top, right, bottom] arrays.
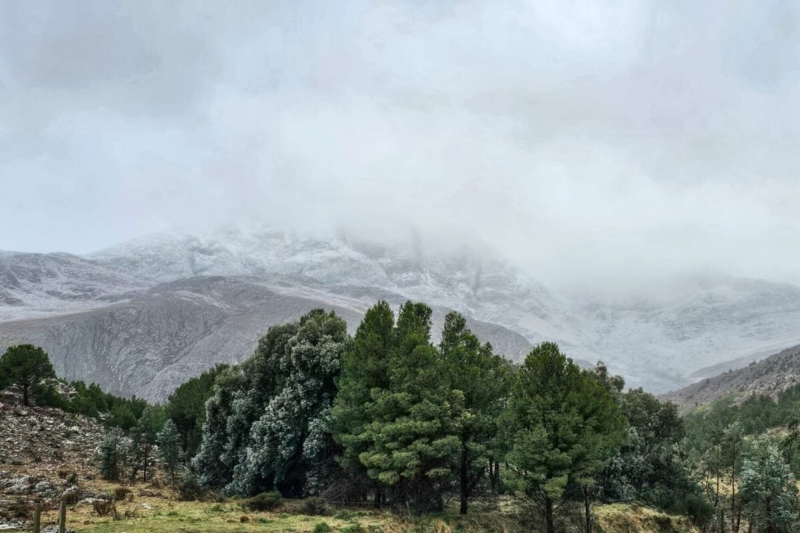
[[594, 503, 699, 533], [32, 483, 696, 533], [37, 495, 519, 533]]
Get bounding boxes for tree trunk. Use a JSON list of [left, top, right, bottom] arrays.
[[459, 445, 469, 515], [22, 385, 29, 406], [373, 489, 381, 509], [143, 446, 149, 482], [584, 487, 592, 533], [490, 460, 501, 494], [545, 496, 555, 533], [731, 441, 738, 533]]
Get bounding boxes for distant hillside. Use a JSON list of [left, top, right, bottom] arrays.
[[0, 275, 537, 401], [4, 226, 800, 398], [660, 344, 800, 410]]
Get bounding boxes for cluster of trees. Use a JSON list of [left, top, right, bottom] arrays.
[[185, 303, 707, 532], [683, 390, 800, 532], [6, 305, 800, 532], [0, 344, 222, 485], [0, 344, 151, 430]]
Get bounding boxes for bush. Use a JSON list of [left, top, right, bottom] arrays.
[[247, 491, 282, 512], [32, 383, 69, 409], [340, 524, 365, 533], [297, 497, 328, 516], [92, 500, 117, 517], [177, 468, 205, 501], [682, 491, 714, 526], [113, 487, 132, 501], [312, 523, 332, 533]]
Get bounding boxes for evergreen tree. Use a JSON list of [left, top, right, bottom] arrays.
[[194, 310, 349, 497], [505, 342, 626, 533], [97, 429, 129, 481], [131, 406, 165, 482], [331, 301, 395, 474], [107, 403, 138, 431], [166, 364, 228, 459], [335, 301, 461, 512], [0, 345, 56, 405], [229, 309, 348, 496], [158, 419, 183, 487], [740, 435, 800, 533], [601, 388, 698, 518], [193, 366, 250, 488], [439, 311, 511, 515]]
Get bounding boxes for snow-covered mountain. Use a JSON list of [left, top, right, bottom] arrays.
[[2, 226, 800, 400]]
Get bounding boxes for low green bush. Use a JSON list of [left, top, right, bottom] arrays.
[[247, 491, 283, 512]]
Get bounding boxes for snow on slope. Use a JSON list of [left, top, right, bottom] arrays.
[[0, 251, 148, 320], [4, 226, 800, 396], [90, 226, 589, 351], [573, 276, 800, 391]]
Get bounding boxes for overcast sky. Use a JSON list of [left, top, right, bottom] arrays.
[[1, 0, 799, 292]]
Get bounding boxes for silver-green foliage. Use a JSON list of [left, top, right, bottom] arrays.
[[740, 435, 800, 533], [193, 309, 348, 496]]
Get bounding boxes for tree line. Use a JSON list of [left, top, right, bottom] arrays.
[[3, 302, 800, 532]]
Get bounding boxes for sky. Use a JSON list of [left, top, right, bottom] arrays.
[[1, 0, 799, 293]]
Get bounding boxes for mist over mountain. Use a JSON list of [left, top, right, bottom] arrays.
[[2, 225, 800, 401]]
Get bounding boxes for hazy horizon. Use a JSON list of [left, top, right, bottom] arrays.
[[2, 1, 800, 292]]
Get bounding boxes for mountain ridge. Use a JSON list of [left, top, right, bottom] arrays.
[[3, 226, 800, 400]]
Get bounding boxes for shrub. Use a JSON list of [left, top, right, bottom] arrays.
[[113, 487, 132, 501], [62, 491, 80, 505], [682, 492, 714, 526], [177, 467, 205, 501], [92, 500, 117, 517], [313, 522, 332, 533], [297, 497, 328, 516], [247, 491, 282, 512], [340, 524, 365, 533]]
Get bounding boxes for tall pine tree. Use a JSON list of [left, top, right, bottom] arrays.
[[505, 342, 626, 533], [439, 311, 512, 515]]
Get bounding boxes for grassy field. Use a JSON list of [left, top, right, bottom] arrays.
[[30, 484, 700, 533]]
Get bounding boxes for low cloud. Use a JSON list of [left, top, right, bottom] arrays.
[[1, 0, 799, 293]]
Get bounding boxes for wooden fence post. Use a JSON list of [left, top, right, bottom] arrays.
[[58, 499, 66, 533], [33, 502, 41, 533]]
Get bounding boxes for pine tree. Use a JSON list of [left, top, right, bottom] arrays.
[[439, 312, 511, 515], [97, 429, 129, 481], [740, 435, 799, 533], [166, 364, 229, 458], [131, 406, 165, 482], [158, 419, 183, 487], [330, 300, 395, 505], [505, 342, 626, 533], [0, 345, 56, 406], [335, 301, 461, 512]]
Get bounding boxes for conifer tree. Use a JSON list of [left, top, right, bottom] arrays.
[[740, 435, 800, 533], [194, 310, 348, 497], [131, 406, 165, 482], [334, 301, 461, 512], [439, 311, 511, 515], [158, 419, 183, 487], [0, 345, 56, 406], [505, 342, 626, 533]]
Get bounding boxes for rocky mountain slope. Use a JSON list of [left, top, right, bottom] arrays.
[[659, 343, 800, 410], [0, 274, 536, 401], [0, 399, 104, 532], [2, 226, 800, 400]]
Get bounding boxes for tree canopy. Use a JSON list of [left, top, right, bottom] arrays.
[[0, 344, 56, 405]]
